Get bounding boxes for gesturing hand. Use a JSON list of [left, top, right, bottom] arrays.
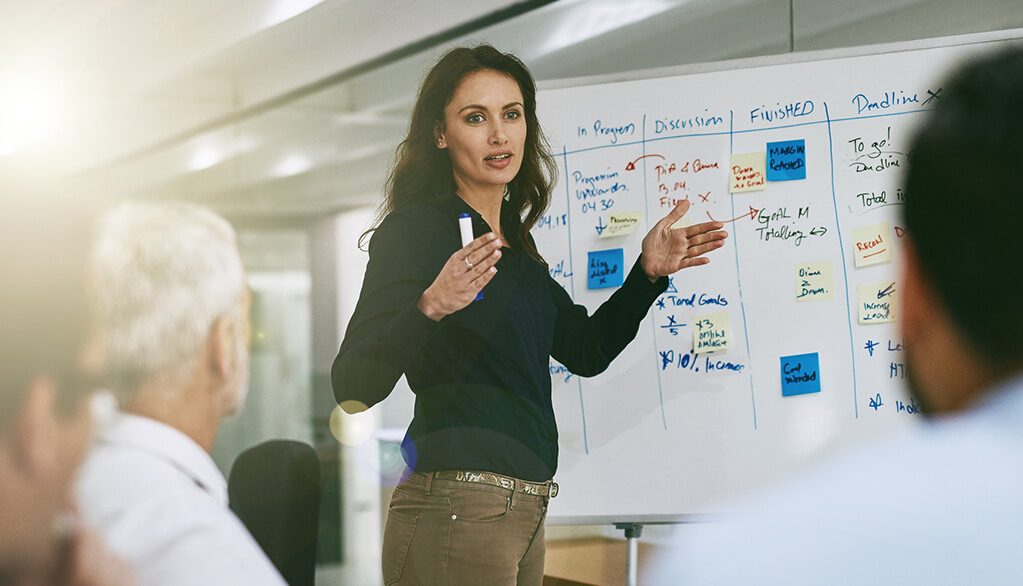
[[417, 233, 503, 321], [641, 200, 728, 281]]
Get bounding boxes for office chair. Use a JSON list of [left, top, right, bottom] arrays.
[[229, 439, 321, 586]]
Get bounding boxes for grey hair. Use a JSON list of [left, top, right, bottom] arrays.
[[89, 201, 245, 400]]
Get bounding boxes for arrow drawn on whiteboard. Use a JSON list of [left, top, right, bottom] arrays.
[[624, 153, 665, 171], [706, 205, 760, 224]]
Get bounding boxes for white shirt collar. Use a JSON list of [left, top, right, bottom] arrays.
[[96, 412, 229, 505]]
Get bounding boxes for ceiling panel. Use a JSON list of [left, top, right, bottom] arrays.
[[1, 0, 1019, 221]]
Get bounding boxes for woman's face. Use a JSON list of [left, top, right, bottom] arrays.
[[437, 69, 527, 195]]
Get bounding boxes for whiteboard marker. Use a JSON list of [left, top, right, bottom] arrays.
[[459, 212, 474, 248], [458, 212, 483, 301]]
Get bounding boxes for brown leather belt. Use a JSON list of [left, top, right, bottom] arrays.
[[414, 470, 558, 498]]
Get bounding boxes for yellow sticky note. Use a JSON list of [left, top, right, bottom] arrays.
[[851, 222, 893, 267], [729, 152, 767, 193], [857, 282, 897, 324], [795, 261, 834, 302], [693, 311, 732, 354], [600, 212, 642, 238], [670, 217, 692, 230]]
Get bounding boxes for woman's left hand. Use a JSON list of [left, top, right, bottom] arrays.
[[641, 200, 728, 281]]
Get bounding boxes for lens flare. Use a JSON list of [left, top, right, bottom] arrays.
[[328, 403, 375, 446]]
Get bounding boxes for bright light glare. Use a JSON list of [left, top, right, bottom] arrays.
[[329, 404, 377, 446], [189, 145, 222, 171], [274, 153, 312, 177], [264, 0, 324, 28], [539, 1, 675, 55], [0, 137, 17, 157], [0, 71, 66, 156]]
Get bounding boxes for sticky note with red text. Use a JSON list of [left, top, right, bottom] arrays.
[[851, 222, 893, 267], [729, 152, 767, 193]]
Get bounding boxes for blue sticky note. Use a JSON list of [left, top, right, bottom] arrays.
[[766, 139, 806, 181], [780, 352, 821, 397], [587, 248, 624, 289]]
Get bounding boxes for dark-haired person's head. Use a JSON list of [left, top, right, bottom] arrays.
[[0, 196, 100, 581], [901, 46, 1023, 414], [382, 43, 558, 260]]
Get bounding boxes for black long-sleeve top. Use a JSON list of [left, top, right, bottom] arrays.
[[332, 195, 668, 482]]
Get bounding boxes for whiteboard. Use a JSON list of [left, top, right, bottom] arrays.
[[535, 29, 1023, 524]]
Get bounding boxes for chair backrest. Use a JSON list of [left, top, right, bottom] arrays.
[[229, 439, 321, 586]]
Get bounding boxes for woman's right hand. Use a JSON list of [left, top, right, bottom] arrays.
[[417, 233, 503, 321]]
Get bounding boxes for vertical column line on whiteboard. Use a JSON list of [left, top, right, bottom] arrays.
[[824, 102, 860, 418], [727, 109, 758, 430], [642, 114, 669, 431], [561, 145, 590, 453]]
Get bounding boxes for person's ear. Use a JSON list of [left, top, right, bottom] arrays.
[[434, 121, 447, 149], [207, 316, 236, 382], [13, 378, 60, 478]]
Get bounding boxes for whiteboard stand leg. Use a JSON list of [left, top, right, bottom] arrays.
[[615, 523, 643, 586]]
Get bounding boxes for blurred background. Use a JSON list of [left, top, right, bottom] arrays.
[[1, 1, 1020, 583]]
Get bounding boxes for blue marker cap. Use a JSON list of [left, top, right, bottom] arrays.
[[459, 212, 470, 218]]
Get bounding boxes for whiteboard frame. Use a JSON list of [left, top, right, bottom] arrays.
[[539, 26, 1023, 528]]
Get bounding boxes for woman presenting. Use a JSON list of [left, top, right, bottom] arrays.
[[332, 44, 728, 586]]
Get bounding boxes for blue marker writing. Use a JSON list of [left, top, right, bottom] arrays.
[[459, 213, 483, 301]]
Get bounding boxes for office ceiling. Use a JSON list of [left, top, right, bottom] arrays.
[[0, 0, 1018, 221]]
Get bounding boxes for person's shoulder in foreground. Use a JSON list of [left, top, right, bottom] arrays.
[[649, 45, 1023, 586], [78, 409, 284, 585], [649, 372, 1023, 586]]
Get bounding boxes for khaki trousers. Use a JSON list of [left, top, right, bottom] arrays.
[[381, 471, 549, 585]]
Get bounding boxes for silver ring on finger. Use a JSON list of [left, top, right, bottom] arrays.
[[465, 257, 473, 269]]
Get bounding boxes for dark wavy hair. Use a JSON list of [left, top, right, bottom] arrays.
[[369, 44, 557, 262]]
